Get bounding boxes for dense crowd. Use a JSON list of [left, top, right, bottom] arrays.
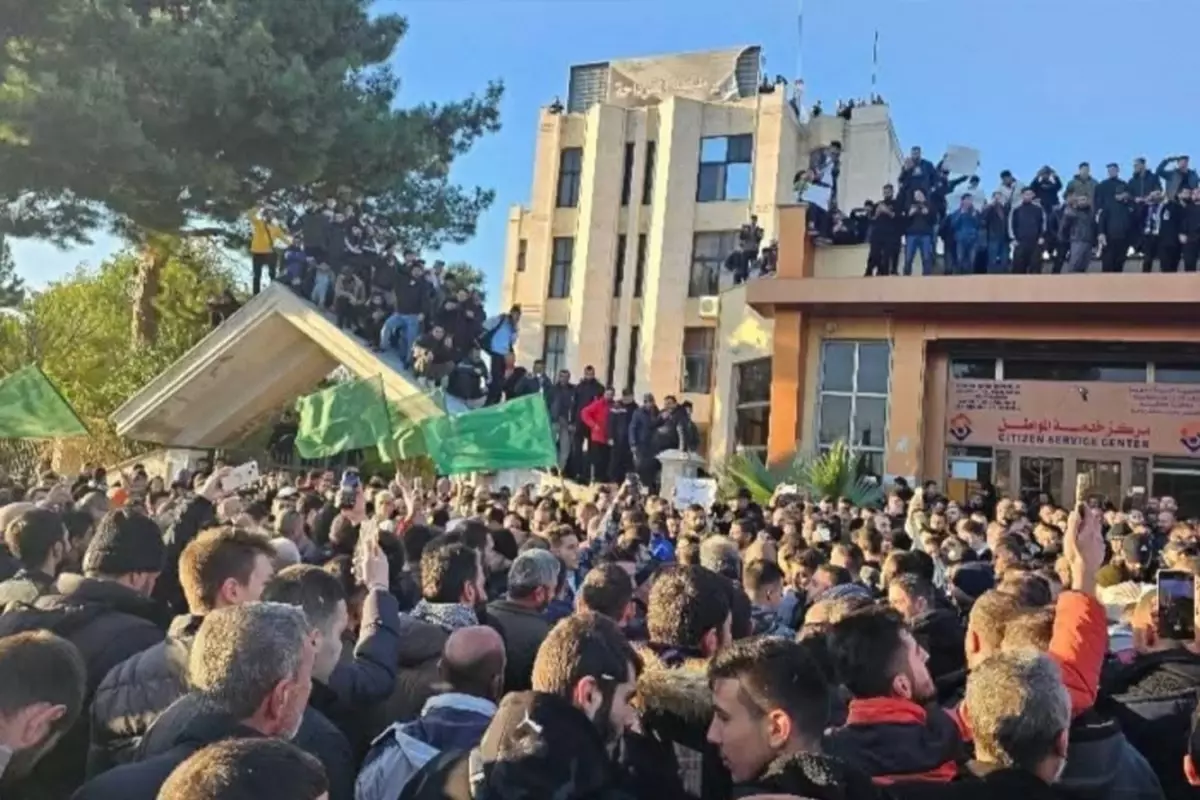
[[803, 145, 1200, 278], [2, 459, 1200, 800]]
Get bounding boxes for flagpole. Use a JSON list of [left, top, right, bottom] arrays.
[[871, 29, 879, 95]]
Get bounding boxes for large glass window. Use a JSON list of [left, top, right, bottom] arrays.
[[613, 234, 626, 298], [950, 358, 997, 380], [543, 326, 567, 377], [1153, 457, 1200, 518], [734, 359, 771, 455], [548, 237, 574, 298], [817, 341, 890, 473], [1003, 359, 1147, 382], [689, 231, 738, 297], [556, 147, 582, 208], [1155, 363, 1200, 384], [681, 327, 716, 394], [697, 134, 753, 202]]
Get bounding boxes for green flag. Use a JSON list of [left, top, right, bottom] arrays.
[[0, 366, 88, 439], [419, 393, 556, 475], [294, 377, 394, 459]]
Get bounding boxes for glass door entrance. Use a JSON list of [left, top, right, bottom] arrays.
[[1019, 456, 1064, 506], [1076, 460, 1122, 507]]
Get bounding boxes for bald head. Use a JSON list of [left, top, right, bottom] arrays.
[[440, 625, 505, 700]]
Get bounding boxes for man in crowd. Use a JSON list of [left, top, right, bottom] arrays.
[[607, 387, 637, 483], [1066, 162, 1098, 206], [1060, 194, 1098, 273], [572, 366, 605, 481], [1157, 154, 1199, 199], [88, 527, 276, 774], [0, 632, 87, 790], [546, 368, 576, 471], [72, 602, 315, 800], [948, 194, 983, 275], [579, 386, 615, 484], [357, 626, 504, 800], [1096, 162, 1129, 214], [486, 550, 558, 692], [157, 739, 328, 800], [0, 508, 70, 609], [576, 562, 637, 628], [479, 305, 521, 404], [1098, 189, 1137, 273], [0, 509, 168, 798], [865, 183, 901, 276], [380, 264, 433, 367], [887, 572, 966, 687], [1029, 166, 1063, 213], [1009, 187, 1047, 275], [630, 393, 660, 488]]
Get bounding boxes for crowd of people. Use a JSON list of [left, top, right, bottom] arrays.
[[1, 456, 1200, 800], [807, 147, 1200, 278]]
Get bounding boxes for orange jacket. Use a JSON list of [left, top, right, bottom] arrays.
[[951, 589, 1107, 740]]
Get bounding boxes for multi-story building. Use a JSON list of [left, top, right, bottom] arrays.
[[500, 45, 901, 461]]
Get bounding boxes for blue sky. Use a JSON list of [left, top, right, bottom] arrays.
[[14, 0, 1199, 306]]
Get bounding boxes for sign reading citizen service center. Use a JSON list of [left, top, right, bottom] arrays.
[[947, 380, 1200, 454]]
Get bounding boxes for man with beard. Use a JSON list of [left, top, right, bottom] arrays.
[[72, 603, 316, 800], [825, 606, 963, 784], [572, 366, 605, 481], [707, 638, 881, 800], [865, 183, 902, 276], [485, 550, 559, 693], [1097, 190, 1137, 273], [887, 573, 966, 687], [607, 388, 638, 483], [0, 509, 70, 609], [0, 632, 86, 791], [629, 393, 660, 489], [400, 612, 676, 800]]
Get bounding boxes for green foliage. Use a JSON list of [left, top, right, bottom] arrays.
[[0, 242, 239, 463], [444, 261, 486, 299], [0, 237, 24, 307], [0, 1, 502, 341], [718, 440, 885, 508]]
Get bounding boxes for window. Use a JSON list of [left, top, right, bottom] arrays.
[[950, 358, 996, 380], [1003, 359, 1146, 383], [734, 359, 771, 454], [817, 341, 890, 473], [626, 326, 640, 392], [620, 142, 635, 206], [613, 234, 627, 298], [681, 327, 716, 393], [516, 239, 527, 273], [689, 231, 739, 297], [556, 147, 582, 208], [696, 134, 753, 202], [606, 326, 618, 388], [548, 237, 574, 298], [1155, 363, 1200, 384], [634, 234, 647, 298], [543, 326, 568, 377], [642, 141, 657, 205]]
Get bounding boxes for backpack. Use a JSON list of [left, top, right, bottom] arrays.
[[476, 316, 506, 354], [356, 723, 442, 800]]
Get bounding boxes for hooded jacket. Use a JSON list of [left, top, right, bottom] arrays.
[[1099, 647, 1200, 800], [633, 643, 730, 800], [824, 698, 964, 785], [398, 691, 637, 800], [735, 751, 884, 800]]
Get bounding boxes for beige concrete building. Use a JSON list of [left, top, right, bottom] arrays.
[[500, 45, 902, 463]]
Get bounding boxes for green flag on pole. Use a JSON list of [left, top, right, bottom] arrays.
[[418, 393, 556, 475], [294, 377, 394, 459], [0, 366, 88, 439]]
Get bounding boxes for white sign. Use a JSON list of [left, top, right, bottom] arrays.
[[942, 145, 980, 176], [674, 477, 718, 508], [950, 460, 978, 481]]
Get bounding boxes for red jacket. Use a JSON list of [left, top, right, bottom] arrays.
[[579, 398, 610, 444]]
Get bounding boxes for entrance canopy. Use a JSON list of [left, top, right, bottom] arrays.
[[111, 284, 451, 448]]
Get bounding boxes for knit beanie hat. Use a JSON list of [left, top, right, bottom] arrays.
[[82, 509, 166, 576]]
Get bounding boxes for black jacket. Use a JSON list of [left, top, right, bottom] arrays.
[[1009, 202, 1046, 243], [629, 406, 658, 453], [869, 200, 903, 244], [87, 613, 202, 776], [735, 751, 883, 800], [982, 204, 1009, 241], [1095, 177, 1128, 213], [1098, 647, 1200, 800], [889, 762, 1071, 800], [545, 381, 576, 424], [1127, 170, 1162, 200], [487, 598, 552, 693], [1183, 202, 1200, 238], [1057, 708, 1162, 800], [400, 691, 649, 800], [1098, 200, 1137, 241], [1159, 200, 1185, 240], [910, 609, 966, 687], [72, 706, 264, 800], [905, 204, 936, 237], [574, 378, 605, 420], [0, 567, 56, 610], [1029, 174, 1063, 209], [155, 496, 217, 616], [607, 401, 637, 455], [0, 573, 167, 800], [393, 274, 433, 316]]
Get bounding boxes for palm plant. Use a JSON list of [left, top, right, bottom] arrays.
[[718, 439, 885, 508]]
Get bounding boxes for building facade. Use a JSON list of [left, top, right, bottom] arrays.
[[500, 46, 901, 460]]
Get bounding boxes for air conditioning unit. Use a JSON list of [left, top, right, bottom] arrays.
[[698, 295, 720, 319]]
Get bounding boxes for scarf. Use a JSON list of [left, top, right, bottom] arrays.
[[410, 600, 477, 632]]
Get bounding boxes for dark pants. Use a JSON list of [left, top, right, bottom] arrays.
[[251, 252, 277, 294], [486, 352, 507, 404], [1142, 235, 1159, 272], [334, 296, 358, 329], [588, 442, 610, 484], [1160, 241, 1182, 273], [1101, 237, 1130, 273], [634, 450, 659, 493], [865, 240, 898, 276], [1011, 241, 1039, 274], [1184, 237, 1200, 272], [609, 445, 632, 483]]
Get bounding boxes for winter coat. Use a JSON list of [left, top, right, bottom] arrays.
[[1065, 174, 1099, 205], [1008, 202, 1047, 242], [87, 613, 202, 776], [1059, 205, 1098, 245], [154, 495, 216, 616], [905, 204, 936, 237], [948, 208, 982, 242], [1095, 177, 1129, 213], [824, 698, 964, 785], [1029, 173, 1063, 209], [580, 397, 612, 444], [735, 751, 884, 800], [573, 378, 605, 420], [630, 406, 658, 453], [1156, 158, 1200, 199], [1098, 200, 1137, 241], [910, 608, 966, 686], [0, 567, 56, 610], [1057, 708, 1162, 800], [398, 691, 647, 800], [0, 573, 167, 800], [545, 381, 576, 424], [982, 204, 1009, 241], [633, 643, 730, 800], [1098, 647, 1200, 800], [486, 598, 552, 693], [749, 604, 795, 638], [887, 762, 1074, 800], [1127, 169, 1163, 200], [607, 401, 636, 456]]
